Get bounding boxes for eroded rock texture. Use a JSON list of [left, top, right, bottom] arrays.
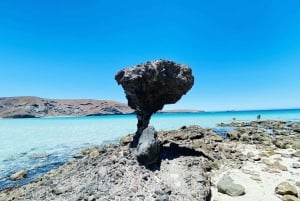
[[115, 59, 194, 144]]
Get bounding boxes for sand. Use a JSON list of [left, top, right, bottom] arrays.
[[211, 144, 300, 201]]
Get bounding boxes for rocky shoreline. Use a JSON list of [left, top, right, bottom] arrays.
[[1, 120, 300, 201]]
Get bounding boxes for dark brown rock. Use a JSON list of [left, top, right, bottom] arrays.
[[0, 127, 212, 201], [115, 59, 194, 145]]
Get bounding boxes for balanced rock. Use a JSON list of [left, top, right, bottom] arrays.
[[115, 59, 194, 144], [137, 126, 160, 166], [217, 175, 245, 196]]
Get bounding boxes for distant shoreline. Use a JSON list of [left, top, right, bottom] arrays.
[[1, 96, 299, 119], [1, 108, 300, 120], [206, 107, 300, 113]]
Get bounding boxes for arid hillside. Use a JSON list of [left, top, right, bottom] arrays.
[[0, 96, 134, 118]]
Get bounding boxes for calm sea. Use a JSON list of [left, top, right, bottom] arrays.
[[1, 109, 300, 189]]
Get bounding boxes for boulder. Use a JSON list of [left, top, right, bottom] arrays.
[[217, 175, 245, 196], [137, 126, 160, 166], [227, 130, 240, 140], [119, 135, 133, 146], [275, 182, 298, 197], [273, 138, 290, 149], [289, 122, 300, 133], [240, 133, 250, 141], [292, 141, 300, 149], [283, 195, 300, 201], [9, 169, 27, 180], [115, 59, 194, 145]]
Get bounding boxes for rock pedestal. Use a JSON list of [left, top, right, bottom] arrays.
[[137, 126, 160, 166], [115, 59, 194, 146]]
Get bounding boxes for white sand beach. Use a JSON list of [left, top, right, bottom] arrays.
[[211, 144, 300, 201]]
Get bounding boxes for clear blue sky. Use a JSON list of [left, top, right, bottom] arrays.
[[0, 0, 300, 111]]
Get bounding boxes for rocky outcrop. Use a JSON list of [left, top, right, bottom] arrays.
[[115, 59, 194, 144], [218, 120, 287, 129], [0, 96, 133, 118], [137, 126, 160, 166], [219, 120, 300, 149], [0, 132, 211, 201], [1, 120, 300, 200]]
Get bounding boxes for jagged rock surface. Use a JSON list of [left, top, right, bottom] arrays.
[[0, 96, 133, 118], [2, 121, 300, 201], [0, 129, 212, 201], [115, 60, 194, 138]]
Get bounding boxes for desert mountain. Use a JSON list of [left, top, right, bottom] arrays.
[[0, 96, 134, 118]]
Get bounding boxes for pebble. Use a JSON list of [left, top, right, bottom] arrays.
[[250, 175, 262, 182], [252, 155, 261, 161]]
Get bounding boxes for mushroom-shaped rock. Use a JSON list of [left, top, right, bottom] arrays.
[[115, 59, 194, 145]]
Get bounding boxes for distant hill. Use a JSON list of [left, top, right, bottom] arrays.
[[0, 96, 134, 118]]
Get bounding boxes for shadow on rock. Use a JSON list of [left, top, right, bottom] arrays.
[[161, 143, 205, 160], [147, 143, 207, 171], [115, 59, 194, 147]]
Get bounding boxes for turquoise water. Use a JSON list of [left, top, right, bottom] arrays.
[[1, 109, 300, 190]]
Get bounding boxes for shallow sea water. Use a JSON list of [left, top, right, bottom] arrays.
[[1, 109, 300, 190]]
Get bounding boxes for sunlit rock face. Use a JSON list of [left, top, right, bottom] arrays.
[[115, 59, 194, 144]]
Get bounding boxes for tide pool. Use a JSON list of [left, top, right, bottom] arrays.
[[1, 109, 300, 190]]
